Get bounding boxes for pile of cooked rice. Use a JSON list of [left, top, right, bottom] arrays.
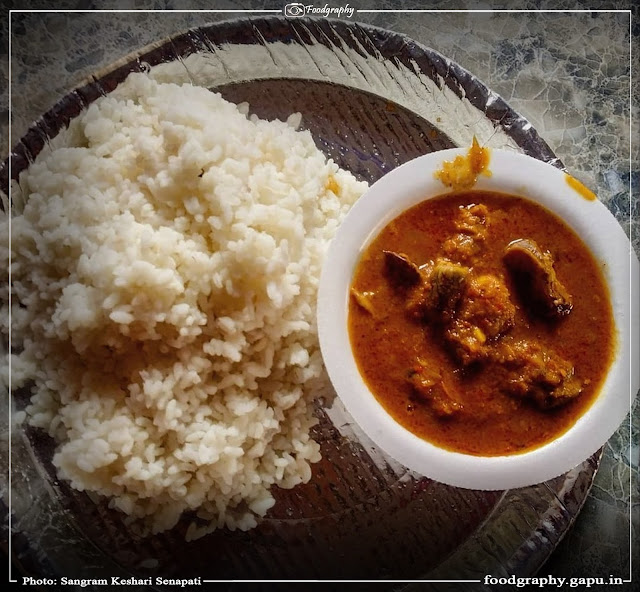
[[1, 73, 367, 539]]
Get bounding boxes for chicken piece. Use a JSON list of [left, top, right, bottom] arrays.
[[400, 258, 469, 322], [445, 274, 516, 364], [454, 203, 490, 236], [492, 339, 583, 409], [405, 361, 462, 417], [423, 260, 469, 322], [404, 281, 432, 321], [503, 238, 573, 319], [443, 204, 490, 262], [383, 252, 468, 322], [460, 275, 516, 338], [351, 288, 377, 315], [383, 251, 430, 320], [445, 319, 489, 365], [383, 250, 421, 288]]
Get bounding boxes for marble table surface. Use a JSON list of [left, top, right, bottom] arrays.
[[2, 0, 638, 587]]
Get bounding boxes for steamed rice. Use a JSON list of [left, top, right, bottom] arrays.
[[1, 73, 367, 538]]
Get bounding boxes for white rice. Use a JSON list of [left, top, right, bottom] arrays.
[[1, 73, 367, 539]]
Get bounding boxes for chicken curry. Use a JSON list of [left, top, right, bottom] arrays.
[[348, 191, 615, 456]]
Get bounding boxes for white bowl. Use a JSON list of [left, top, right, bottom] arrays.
[[317, 148, 639, 490]]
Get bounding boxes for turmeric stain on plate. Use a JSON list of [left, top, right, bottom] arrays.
[[435, 137, 492, 190], [326, 174, 340, 194], [565, 173, 597, 201]]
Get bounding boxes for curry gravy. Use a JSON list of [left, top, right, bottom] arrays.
[[348, 191, 615, 456]]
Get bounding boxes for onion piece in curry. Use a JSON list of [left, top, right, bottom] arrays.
[[348, 191, 615, 456]]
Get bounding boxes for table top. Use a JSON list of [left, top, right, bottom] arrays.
[[3, 1, 638, 587]]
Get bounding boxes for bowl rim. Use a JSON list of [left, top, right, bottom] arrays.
[[317, 147, 639, 490]]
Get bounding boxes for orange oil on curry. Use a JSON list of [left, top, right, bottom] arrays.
[[348, 191, 615, 456], [434, 136, 492, 190]]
